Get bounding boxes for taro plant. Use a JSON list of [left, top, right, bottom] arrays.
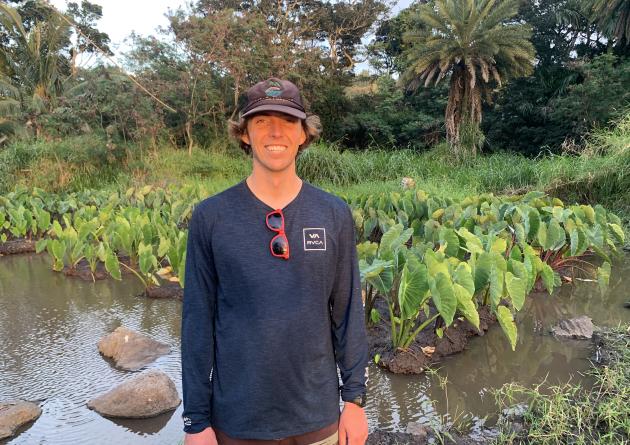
[[360, 224, 482, 350]]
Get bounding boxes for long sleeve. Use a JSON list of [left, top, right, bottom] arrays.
[[330, 204, 369, 402], [181, 204, 217, 434]]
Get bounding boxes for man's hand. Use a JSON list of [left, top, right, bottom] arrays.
[[338, 402, 368, 445], [184, 427, 217, 445]]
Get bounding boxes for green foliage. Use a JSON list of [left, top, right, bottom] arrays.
[[401, 0, 536, 154], [495, 326, 630, 444]]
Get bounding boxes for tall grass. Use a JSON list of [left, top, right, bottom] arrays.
[[494, 326, 630, 444]]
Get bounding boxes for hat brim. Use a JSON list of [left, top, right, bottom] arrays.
[[241, 103, 306, 120]]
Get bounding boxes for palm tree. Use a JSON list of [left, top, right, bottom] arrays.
[[586, 0, 630, 45], [402, 0, 536, 156], [0, 3, 69, 137]]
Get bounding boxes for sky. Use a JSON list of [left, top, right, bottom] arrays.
[[49, 0, 413, 68]]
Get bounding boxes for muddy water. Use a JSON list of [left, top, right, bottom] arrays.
[[1, 253, 629, 443]]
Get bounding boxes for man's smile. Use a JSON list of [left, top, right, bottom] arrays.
[[265, 144, 288, 152]]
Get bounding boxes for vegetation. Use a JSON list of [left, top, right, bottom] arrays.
[[494, 325, 630, 444], [401, 0, 536, 156]]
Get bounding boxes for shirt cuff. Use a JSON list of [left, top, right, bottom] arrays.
[[183, 416, 212, 434]]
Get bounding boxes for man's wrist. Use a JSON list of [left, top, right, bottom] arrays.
[[343, 392, 367, 408]]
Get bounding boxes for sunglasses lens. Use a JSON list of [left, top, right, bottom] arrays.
[[267, 212, 283, 230], [271, 236, 289, 256]]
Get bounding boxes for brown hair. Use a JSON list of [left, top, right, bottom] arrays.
[[228, 114, 322, 155]]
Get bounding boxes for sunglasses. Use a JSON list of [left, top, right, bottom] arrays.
[[266, 209, 290, 260]]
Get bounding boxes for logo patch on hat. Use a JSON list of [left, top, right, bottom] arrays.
[[265, 80, 283, 97]]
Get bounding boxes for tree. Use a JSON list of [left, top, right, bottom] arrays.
[[401, 0, 536, 156], [585, 0, 630, 46], [0, 3, 70, 137]]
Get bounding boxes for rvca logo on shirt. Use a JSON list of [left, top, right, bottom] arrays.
[[303, 228, 326, 251]]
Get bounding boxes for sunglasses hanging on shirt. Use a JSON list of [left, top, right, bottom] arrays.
[[266, 209, 289, 260]]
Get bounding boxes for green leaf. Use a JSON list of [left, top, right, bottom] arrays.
[[473, 252, 493, 292], [540, 263, 556, 295], [105, 250, 122, 281], [430, 272, 457, 327], [454, 262, 475, 295], [608, 223, 625, 245], [457, 227, 484, 254], [489, 268, 504, 306], [398, 255, 429, 320], [454, 283, 479, 330], [505, 272, 526, 311], [440, 227, 460, 257], [597, 262, 611, 295], [35, 238, 48, 254], [496, 305, 518, 351], [361, 259, 394, 295], [370, 308, 381, 324]]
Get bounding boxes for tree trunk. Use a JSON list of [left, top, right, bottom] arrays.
[[445, 63, 483, 158]]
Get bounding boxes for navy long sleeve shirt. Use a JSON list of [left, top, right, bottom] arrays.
[[181, 179, 368, 439]]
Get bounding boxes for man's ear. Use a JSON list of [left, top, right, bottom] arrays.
[[298, 125, 307, 145], [241, 131, 250, 146]]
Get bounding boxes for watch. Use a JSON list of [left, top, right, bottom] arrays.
[[345, 393, 367, 408]]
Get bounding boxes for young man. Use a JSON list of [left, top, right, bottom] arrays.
[[181, 78, 369, 445]]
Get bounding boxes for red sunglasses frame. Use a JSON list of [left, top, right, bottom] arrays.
[[266, 208, 290, 260]]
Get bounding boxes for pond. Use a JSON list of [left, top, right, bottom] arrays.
[[1, 253, 629, 444]]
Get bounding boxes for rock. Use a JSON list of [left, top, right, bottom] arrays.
[[406, 422, 429, 438], [87, 370, 180, 418], [0, 400, 42, 440], [551, 316, 595, 339], [98, 326, 170, 371]]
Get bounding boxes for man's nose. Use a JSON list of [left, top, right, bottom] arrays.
[[269, 118, 283, 137]]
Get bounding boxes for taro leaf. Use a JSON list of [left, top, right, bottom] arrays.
[[496, 305, 518, 351], [540, 263, 556, 295], [547, 219, 566, 250], [505, 272, 526, 311], [361, 259, 394, 295], [526, 210, 540, 240], [457, 228, 484, 254], [356, 241, 378, 262], [379, 224, 412, 256], [398, 255, 429, 320], [370, 308, 381, 324], [454, 283, 479, 330], [440, 227, 460, 257], [473, 252, 493, 292], [35, 238, 48, 254], [430, 272, 457, 327], [582, 205, 595, 224], [158, 237, 171, 258], [537, 222, 548, 250], [597, 262, 611, 295], [105, 250, 122, 281], [509, 245, 522, 262], [489, 268, 504, 306], [608, 223, 625, 245], [454, 263, 475, 295], [491, 238, 507, 254]]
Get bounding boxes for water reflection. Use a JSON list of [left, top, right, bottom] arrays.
[[1, 253, 629, 443]]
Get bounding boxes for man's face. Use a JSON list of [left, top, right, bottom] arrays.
[[241, 111, 307, 174]]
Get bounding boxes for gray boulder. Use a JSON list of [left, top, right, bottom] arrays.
[[0, 400, 42, 440], [87, 370, 180, 418], [98, 326, 170, 371], [551, 316, 595, 339]]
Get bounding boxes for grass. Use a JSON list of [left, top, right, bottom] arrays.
[[1, 112, 628, 238], [493, 326, 630, 444]]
